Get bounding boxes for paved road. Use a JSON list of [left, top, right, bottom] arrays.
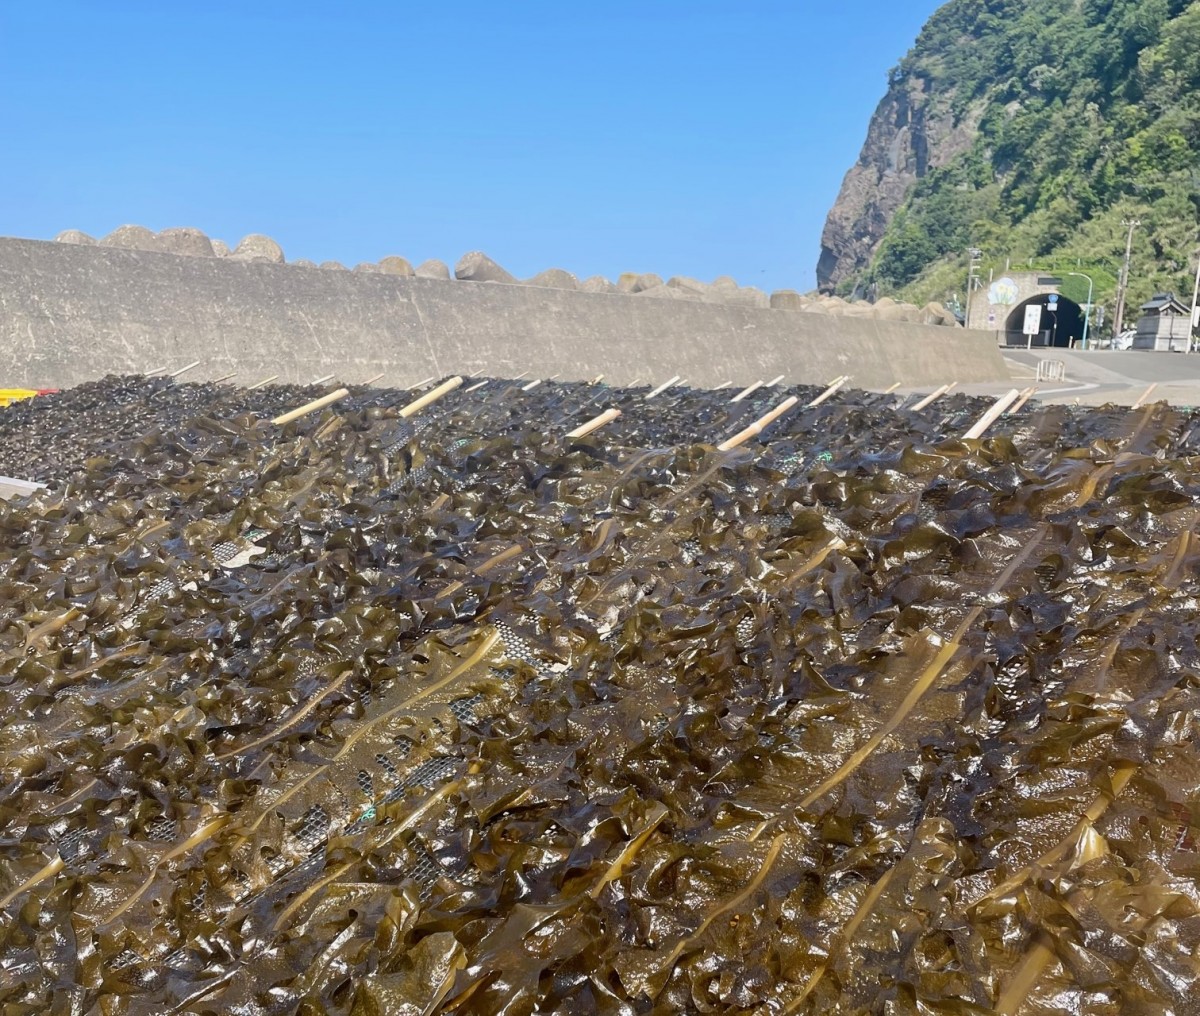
[[892, 348, 1200, 408], [1006, 349, 1200, 406], [1007, 349, 1200, 384]]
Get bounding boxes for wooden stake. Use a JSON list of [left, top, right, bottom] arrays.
[[910, 384, 951, 412], [399, 376, 464, 417], [464, 380, 489, 393], [363, 372, 385, 385], [409, 375, 436, 390], [248, 375, 279, 390], [211, 372, 238, 384], [511, 371, 530, 382], [144, 366, 167, 376], [963, 389, 1021, 439], [731, 380, 764, 403], [0, 475, 48, 501], [272, 387, 350, 426], [717, 397, 799, 451], [567, 407, 621, 439], [521, 379, 543, 392], [589, 374, 605, 384], [714, 381, 733, 391], [884, 382, 901, 394], [767, 374, 786, 386], [168, 360, 201, 379], [645, 375, 683, 400], [1132, 382, 1159, 409], [1008, 386, 1039, 414], [310, 411, 342, 442], [309, 373, 336, 386], [807, 376, 849, 408]]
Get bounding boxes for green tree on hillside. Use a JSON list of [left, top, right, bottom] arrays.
[[853, 0, 1200, 320]]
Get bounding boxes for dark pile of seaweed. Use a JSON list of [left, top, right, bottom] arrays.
[[2, 374, 1200, 1014]]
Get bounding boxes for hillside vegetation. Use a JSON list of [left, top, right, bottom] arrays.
[[850, 0, 1200, 320]]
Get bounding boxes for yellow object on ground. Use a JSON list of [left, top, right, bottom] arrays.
[[0, 389, 41, 407]]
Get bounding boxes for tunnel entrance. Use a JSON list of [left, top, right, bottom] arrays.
[[1004, 295, 1084, 348]]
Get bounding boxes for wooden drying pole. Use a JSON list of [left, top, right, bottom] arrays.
[[210, 372, 238, 384], [521, 379, 543, 392], [767, 374, 786, 387], [248, 375, 279, 390], [717, 397, 799, 451], [589, 374, 605, 384], [409, 375, 437, 390], [270, 375, 464, 427], [548, 379, 610, 429], [464, 380, 489, 394], [144, 366, 167, 377], [910, 385, 948, 411], [272, 388, 351, 426], [1132, 383, 1159, 409], [399, 376, 464, 417], [731, 380, 764, 403], [713, 381, 733, 391], [963, 389, 1021, 439], [567, 408, 621, 439], [362, 372, 385, 385], [1008, 386, 1039, 414], [168, 361, 201, 379], [645, 376, 682, 400], [0, 475, 47, 501], [309, 373, 336, 386], [807, 376, 849, 408], [910, 382, 957, 412], [883, 382, 901, 394]]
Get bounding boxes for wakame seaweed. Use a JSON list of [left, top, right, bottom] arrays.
[[0, 374, 1199, 1013]]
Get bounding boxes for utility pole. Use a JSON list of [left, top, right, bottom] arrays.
[[1189, 246, 1200, 353], [1112, 219, 1140, 340], [965, 248, 983, 327]]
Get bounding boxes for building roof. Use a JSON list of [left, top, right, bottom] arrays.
[[1140, 292, 1190, 315]]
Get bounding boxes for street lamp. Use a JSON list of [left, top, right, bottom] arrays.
[[1066, 271, 1094, 349]]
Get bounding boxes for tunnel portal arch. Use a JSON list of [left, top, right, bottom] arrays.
[[1003, 294, 1084, 348]]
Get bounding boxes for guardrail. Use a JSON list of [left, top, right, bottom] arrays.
[[1036, 359, 1066, 383]]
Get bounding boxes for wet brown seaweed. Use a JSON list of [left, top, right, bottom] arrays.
[[1, 376, 1199, 1013]]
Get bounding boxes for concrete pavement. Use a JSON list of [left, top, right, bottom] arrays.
[[891, 347, 1200, 407]]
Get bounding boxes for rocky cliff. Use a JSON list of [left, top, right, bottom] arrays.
[[817, 0, 1200, 313], [817, 57, 978, 294]]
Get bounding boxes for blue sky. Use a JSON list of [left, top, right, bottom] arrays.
[[0, 2, 942, 292]]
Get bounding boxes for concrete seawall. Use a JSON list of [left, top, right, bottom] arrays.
[[1, 237, 1006, 389]]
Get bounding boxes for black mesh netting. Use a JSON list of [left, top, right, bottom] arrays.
[[1, 374, 1199, 1014]]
